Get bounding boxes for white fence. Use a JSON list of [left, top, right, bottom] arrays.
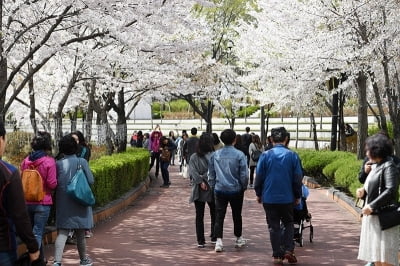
[[7, 116, 377, 149]]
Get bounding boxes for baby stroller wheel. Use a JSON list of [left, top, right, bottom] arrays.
[[299, 222, 304, 247], [309, 225, 314, 243]]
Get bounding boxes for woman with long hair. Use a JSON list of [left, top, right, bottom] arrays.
[[189, 133, 216, 248], [248, 134, 263, 188]]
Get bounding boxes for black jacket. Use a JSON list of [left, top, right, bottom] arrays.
[[0, 160, 39, 253], [365, 158, 399, 212]]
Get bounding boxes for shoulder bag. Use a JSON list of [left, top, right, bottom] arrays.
[[66, 158, 95, 206], [377, 162, 400, 230]]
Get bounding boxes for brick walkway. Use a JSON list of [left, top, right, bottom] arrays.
[[44, 165, 362, 266]]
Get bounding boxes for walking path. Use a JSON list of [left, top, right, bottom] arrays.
[[44, 165, 362, 266]]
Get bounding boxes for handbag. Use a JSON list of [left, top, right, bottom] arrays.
[[354, 197, 365, 209], [66, 159, 95, 206], [182, 164, 189, 179], [376, 163, 400, 230], [378, 204, 400, 230]]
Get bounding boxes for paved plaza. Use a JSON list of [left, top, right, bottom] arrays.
[[44, 165, 362, 266]]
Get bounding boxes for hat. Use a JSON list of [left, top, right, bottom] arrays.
[[271, 127, 288, 141]]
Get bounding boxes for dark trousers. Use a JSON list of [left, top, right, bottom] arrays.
[[194, 200, 216, 244], [249, 166, 256, 185], [160, 161, 170, 185], [263, 203, 295, 258], [214, 191, 244, 239], [149, 151, 160, 176]]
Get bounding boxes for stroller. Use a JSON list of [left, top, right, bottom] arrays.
[[293, 185, 314, 247]]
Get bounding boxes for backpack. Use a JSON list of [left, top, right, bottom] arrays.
[[160, 148, 171, 162], [21, 167, 45, 201], [251, 150, 262, 162]]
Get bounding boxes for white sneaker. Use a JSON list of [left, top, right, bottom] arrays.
[[215, 238, 223, 252], [235, 236, 247, 248]]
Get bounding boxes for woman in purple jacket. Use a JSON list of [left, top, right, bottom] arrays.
[[21, 132, 57, 261]]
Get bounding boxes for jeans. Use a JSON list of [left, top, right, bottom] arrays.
[[194, 200, 216, 244], [27, 204, 51, 249], [0, 250, 17, 266], [149, 152, 160, 176], [214, 191, 244, 239], [27, 204, 51, 260], [263, 203, 295, 258], [170, 149, 176, 165], [160, 161, 170, 185]]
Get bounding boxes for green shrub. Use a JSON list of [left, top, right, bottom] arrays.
[[90, 148, 149, 206], [299, 151, 343, 177], [322, 153, 356, 179], [334, 160, 363, 197], [237, 106, 259, 118], [169, 99, 190, 112], [4, 131, 34, 166], [297, 150, 360, 187], [368, 121, 394, 138]]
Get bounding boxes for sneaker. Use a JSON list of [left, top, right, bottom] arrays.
[[160, 184, 169, 188], [273, 257, 283, 265], [85, 230, 93, 238], [284, 251, 297, 264], [210, 237, 217, 244], [80, 256, 93, 266], [215, 239, 223, 252], [235, 236, 247, 248], [197, 243, 205, 248]]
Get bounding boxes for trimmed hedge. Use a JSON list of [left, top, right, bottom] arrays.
[[297, 149, 363, 198], [89, 148, 149, 206]]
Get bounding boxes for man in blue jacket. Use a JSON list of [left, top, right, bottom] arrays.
[[254, 127, 303, 265], [208, 129, 248, 252]]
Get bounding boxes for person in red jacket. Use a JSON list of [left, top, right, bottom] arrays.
[[0, 121, 41, 265]]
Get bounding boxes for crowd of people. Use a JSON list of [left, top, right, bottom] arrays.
[[2, 120, 397, 266], [143, 124, 399, 266], [0, 120, 94, 266], [141, 124, 306, 264]]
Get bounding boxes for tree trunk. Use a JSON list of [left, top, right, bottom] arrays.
[[28, 60, 38, 134], [356, 72, 368, 160], [338, 90, 347, 151], [115, 89, 127, 153], [0, 2, 5, 122], [383, 56, 400, 156], [180, 95, 214, 134], [54, 113, 63, 152], [89, 80, 114, 155], [205, 100, 213, 133], [0, 62, 6, 122], [330, 78, 339, 151], [85, 82, 94, 144], [69, 107, 78, 132], [310, 112, 319, 151], [260, 105, 266, 145], [53, 70, 79, 146], [369, 71, 387, 132]]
